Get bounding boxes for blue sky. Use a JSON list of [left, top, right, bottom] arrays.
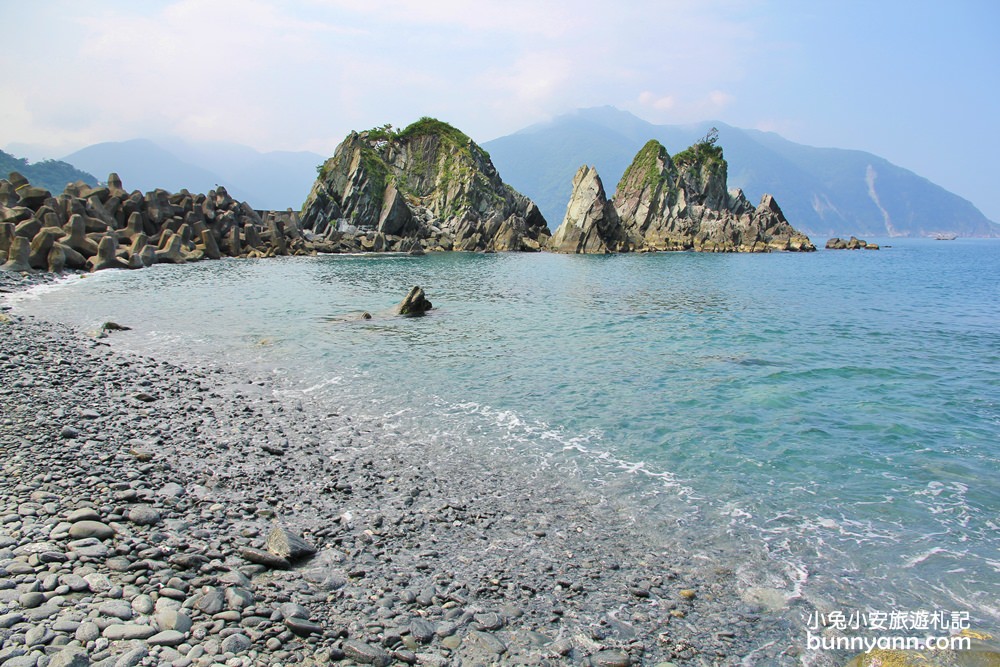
[[1, 0, 997, 220]]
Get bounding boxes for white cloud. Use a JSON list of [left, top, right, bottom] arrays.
[[638, 92, 677, 111]]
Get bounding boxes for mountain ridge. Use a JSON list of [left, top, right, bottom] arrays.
[[483, 107, 999, 238], [61, 139, 324, 212]]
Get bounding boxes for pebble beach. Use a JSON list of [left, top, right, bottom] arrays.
[[0, 271, 805, 667]]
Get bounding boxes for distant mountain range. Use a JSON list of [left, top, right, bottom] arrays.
[[483, 107, 999, 238], [61, 139, 325, 211]]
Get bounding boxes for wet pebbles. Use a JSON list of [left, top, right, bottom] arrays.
[[0, 273, 802, 666]]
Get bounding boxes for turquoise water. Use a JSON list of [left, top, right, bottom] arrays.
[[11, 239, 999, 637]]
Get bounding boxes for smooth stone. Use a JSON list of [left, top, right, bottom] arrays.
[[66, 508, 100, 523], [409, 618, 436, 644], [131, 594, 154, 615], [83, 572, 112, 593], [465, 630, 507, 655], [148, 629, 186, 646], [590, 650, 632, 667], [102, 623, 156, 640], [342, 639, 391, 666], [0, 611, 24, 628], [111, 645, 147, 667], [284, 616, 323, 637], [239, 547, 290, 569], [25, 624, 55, 646], [58, 574, 88, 592], [278, 602, 310, 620], [75, 621, 100, 642], [194, 587, 224, 615], [5, 562, 36, 575], [98, 600, 133, 620], [47, 647, 90, 667], [219, 633, 251, 654], [19, 591, 46, 608], [67, 521, 115, 540], [126, 505, 161, 526], [1, 657, 37, 667]]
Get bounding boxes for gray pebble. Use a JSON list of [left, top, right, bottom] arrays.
[[219, 633, 251, 654], [126, 505, 160, 526], [67, 521, 114, 540]]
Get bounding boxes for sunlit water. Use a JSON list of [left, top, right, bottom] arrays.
[[10, 239, 999, 643]]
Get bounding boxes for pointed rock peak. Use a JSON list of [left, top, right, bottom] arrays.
[[616, 140, 672, 195], [549, 164, 625, 254]]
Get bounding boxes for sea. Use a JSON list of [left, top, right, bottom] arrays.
[[9, 238, 999, 656]]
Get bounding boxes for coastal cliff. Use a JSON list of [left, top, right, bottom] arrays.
[[300, 118, 550, 252], [550, 134, 816, 253]]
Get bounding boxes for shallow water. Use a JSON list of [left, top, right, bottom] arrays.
[[10, 239, 1000, 642]]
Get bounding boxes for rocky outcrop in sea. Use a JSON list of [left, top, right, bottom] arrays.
[[549, 136, 816, 253], [825, 236, 879, 250], [300, 118, 551, 253], [0, 171, 322, 275]]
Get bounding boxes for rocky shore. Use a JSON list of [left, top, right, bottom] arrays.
[[0, 272, 806, 667]]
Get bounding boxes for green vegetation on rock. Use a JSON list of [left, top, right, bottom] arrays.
[[617, 139, 671, 192], [672, 127, 725, 167], [398, 117, 472, 148], [1, 149, 96, 193]]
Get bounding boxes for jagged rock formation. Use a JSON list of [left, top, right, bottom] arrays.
[[301, 118, 550, 253], [547, 166, 624, 254], [1, 170, 325, 274], [826, 236, 879, 250], [550, 138, 815, 253]]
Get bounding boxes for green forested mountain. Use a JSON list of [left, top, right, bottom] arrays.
[[0, 150, 97, 193]]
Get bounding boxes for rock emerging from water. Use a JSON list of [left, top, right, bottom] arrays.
[[550, 136, 816, 253], [301, 118, 551, 253], [826, 236, 879, 250], [397, 286, 432, 316]]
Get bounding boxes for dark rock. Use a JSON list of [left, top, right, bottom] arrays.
[[239, 546, 290, 569], [266, 522, 317, 561], [397, 286, 432, 316], [284, 616, 324, 636], [342, 639, 391, 666]]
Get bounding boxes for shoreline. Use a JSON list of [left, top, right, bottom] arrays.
[[0, 274, 812, 666]]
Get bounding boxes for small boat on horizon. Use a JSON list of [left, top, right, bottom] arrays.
[[932, 232, 958, 240]]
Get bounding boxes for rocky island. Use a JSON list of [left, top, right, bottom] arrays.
[[550, 133, 815, 254], [300, 118, 550, 253]]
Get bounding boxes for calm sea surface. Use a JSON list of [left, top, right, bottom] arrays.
[[12, 238, 999, 637]]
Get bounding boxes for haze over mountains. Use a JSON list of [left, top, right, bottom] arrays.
[[4, 106, 995, 239], [483, 107, 999, 239], [61, 139, 324, 212]]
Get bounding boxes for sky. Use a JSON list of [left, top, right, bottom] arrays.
[[1, 0, 998, 220]]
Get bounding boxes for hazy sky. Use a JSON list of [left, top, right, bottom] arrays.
[[2, 1, 998, 220]]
